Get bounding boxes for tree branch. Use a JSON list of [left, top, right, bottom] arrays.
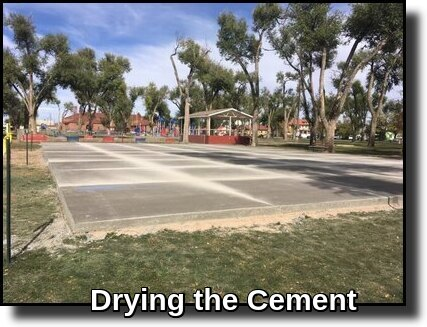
[[170, 44, 183, 97]]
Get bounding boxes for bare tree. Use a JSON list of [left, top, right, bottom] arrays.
[[170, 39, 210, 143]]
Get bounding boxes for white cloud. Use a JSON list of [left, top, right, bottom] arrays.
[[10, 3, 401, 121], [3, 34, 14, 49]]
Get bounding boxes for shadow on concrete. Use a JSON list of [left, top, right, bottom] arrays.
[[171, 151, 402, 197]]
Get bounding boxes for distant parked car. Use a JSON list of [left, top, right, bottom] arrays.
[[300, 133, 310, 139]]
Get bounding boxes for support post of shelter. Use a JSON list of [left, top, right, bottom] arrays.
[[178, 108, 253, 140]]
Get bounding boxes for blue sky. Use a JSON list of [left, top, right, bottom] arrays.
[[3, 3, 400, 122]]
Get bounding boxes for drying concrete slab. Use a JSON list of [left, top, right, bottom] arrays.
[[42, 142, 403, 232]]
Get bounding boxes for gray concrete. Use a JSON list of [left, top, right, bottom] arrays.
[[42, 142, 403, 232]]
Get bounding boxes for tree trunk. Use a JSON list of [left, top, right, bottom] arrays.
[[22, 110, 28, 129], [182, 96, 190, 144], [368, 112, 378, 147], [361, 115, 367, 141], [351, 125, 358, 142], [251, 108, 258, 147], [78, 113, 83, 131], [324, 121, 336, 153], [29, 113, 37, 133], [150, 114, 155, 136], [313, 117, 320, 143], [309, 125, 316, 145], [283, 117, 289, 141], [267, 112, 272, 139], [318, 47, 337, 153], [87, 110, 94, 134], [28, 74, 37, 133]]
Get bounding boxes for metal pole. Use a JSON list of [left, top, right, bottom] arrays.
[[6, 132, 12, 264], [26, 130, 29, 165]]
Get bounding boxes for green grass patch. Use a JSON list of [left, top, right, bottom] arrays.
[[3, 210, 403, 304]]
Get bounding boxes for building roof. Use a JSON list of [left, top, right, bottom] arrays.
[[289, 118, 309, 126], [62, 112, 150, 127], [179, 108, 253, 120], [62, 113, 105, 125]]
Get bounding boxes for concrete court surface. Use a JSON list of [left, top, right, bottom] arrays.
[[42, 142, 403, 231]]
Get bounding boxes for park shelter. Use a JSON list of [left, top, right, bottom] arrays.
[[178, 108, 253, 145]]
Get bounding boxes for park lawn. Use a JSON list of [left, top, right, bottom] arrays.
[[2, 143, 403, 304], [2, 141, 57, 251], [258, 138, 403, 158]]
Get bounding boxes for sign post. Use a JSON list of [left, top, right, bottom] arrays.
[[3, 123, 13, 264]]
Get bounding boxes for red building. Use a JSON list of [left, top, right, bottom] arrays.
[[258, 124, 268, 137], [288, 118, 310, 138], [61, 113, 106, 132], [61, 112, 150, 133], [129, 113, 150, 133]]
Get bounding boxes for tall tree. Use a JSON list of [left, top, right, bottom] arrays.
[[196, 59, 234, 111], [98, 83, 138, 133], [58, 49, 131, 132], [269, 3, 341, 147], [324, 3, 403, 152], [270, 3, 403, 152], [217, 71, 250, 112], [276, 72, 299, 141], [258, 88, 272, 138], [217, 3, 281, 146], [112, 86, 134, 133], [366, 50, 402, 147], [142, 82, 169, 131], [3, 13, 69, 132], [342, 80, 369, 141], [57, 48, 97, 131], [98, 82, 124, 133], [97, 53, 131, 133], [170, 39, 210, 143]]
